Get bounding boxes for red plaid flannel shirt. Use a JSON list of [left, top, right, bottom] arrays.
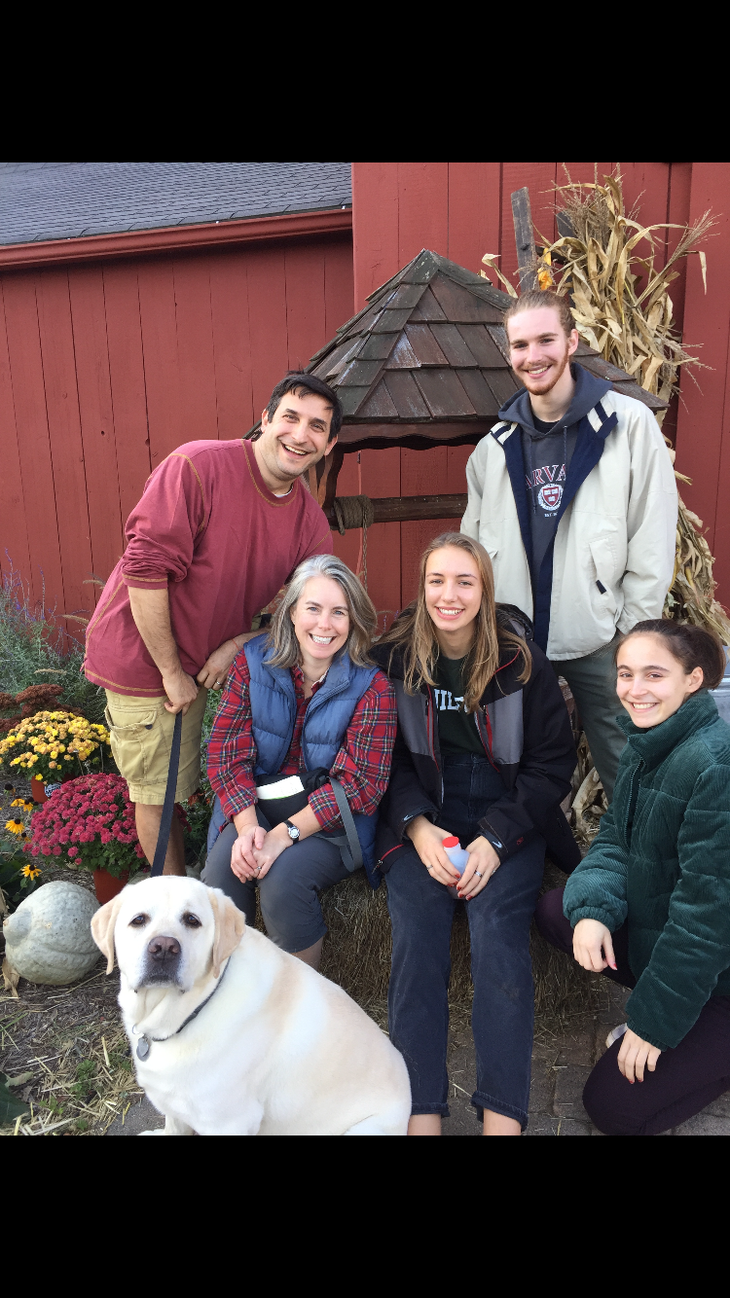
[[206, 652, 397, 831]]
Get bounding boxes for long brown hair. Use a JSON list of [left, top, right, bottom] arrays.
[[379, 533, 531, 710]]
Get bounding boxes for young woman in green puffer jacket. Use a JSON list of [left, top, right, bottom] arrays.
[[536, 618, 730, 1136]]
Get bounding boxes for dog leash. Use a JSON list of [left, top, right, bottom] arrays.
[[150, 710, 183, 878], [133, 954, 230, 1059]]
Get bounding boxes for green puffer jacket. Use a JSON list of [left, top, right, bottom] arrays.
[[562, 690, 730, 1052]]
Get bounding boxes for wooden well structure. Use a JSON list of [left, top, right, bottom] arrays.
[[247, 248, 666, 533]]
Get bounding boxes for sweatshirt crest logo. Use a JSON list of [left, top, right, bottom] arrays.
[[538, 483, 562, 511]]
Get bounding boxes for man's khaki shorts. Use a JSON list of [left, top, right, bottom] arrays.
[[104, 688, 208, 805]]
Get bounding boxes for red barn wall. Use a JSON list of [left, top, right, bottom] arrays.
[[349, 161, 730, 616], [0, 232, 353, 624], [673, 164, 730, 601], [2, 163, 730, 647]]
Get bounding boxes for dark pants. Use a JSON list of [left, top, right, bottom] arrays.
[[551, 633, 626, 803], [535, 888, 730, 1135], [201, 808, 351, 953], [386, 754, 546, 1130]]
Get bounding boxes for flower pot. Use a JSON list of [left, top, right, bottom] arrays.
[[31, 775, 48, 803], [93, 868, 130, 905]]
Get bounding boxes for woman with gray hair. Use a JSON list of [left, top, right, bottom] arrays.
[[203, 555, 397, 969]]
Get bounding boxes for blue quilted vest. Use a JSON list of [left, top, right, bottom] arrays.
[[208, 634, 381, 882]]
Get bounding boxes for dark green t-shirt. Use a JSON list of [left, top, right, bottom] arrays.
[[433, 655, 485, 755]]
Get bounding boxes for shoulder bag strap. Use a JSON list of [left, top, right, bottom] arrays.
[[329, 777, 363, 873]]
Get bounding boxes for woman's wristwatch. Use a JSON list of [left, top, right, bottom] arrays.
[[283, 820, 301, 842]]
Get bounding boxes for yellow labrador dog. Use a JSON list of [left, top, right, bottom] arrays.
[[91, 876, 411, 1135]]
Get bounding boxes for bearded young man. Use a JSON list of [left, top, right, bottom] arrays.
[[84, 373, 339, 875], [461, 291, 677, 801]]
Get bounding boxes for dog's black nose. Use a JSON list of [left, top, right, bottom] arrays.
[[147, 935, 181, 962]]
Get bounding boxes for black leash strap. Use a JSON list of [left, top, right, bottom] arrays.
[[150, 710, 182, 878]]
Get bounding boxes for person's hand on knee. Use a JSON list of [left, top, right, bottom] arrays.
[[572, 918, 617, 972], [458, 836, 501, 900], [250, 825, 292, 881], [617, 1028, 661, 1084], [406, 816, 461, 887], [230, 825, 267, 881]]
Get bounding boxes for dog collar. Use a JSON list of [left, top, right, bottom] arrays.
[[133, 957, 230, 1061]]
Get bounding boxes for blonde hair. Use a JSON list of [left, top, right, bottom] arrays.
[[265, 554, 376, 669], [379, 533, 531, 710]]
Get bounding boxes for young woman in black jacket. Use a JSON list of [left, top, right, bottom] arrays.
[[372, 533, 577, 1135]]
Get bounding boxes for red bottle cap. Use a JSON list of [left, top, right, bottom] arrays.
[[442, 836, 459, 848]]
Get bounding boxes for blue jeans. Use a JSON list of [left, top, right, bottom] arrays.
[[386, 753, 545, 1129]]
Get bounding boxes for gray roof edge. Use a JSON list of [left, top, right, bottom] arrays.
[[0, 199, 353, 248]]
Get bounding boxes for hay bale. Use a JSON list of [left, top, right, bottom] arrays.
[[318, 873, 476, 1006], [320, 873, 391, 1002]]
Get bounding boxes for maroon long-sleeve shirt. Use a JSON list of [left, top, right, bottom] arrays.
[[84, 439, 332, 696]]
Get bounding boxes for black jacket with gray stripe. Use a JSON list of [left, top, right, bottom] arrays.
[[371, 607, 580, 875]]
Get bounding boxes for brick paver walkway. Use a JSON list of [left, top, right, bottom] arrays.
[[440, 979, 730, 1136], [109, 976, 730, 1135]]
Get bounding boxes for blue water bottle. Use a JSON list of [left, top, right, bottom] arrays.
[[442, 835, 469, 898]]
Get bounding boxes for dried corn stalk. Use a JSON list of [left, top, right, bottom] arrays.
[[533, 170, 730, 643], [535, 172, 713, 408]]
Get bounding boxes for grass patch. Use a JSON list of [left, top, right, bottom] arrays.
[[0, 565, 105, 725]]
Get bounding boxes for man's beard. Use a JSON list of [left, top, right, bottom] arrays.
[[519, 347, 571, 396]]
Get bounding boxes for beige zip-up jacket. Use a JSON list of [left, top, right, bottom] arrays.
[[461, 390, 678, 661]]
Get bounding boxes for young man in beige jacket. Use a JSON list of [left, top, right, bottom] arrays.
[[461, 291, 677, 800]]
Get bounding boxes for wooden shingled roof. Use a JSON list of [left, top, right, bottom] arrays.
[[305, 249, 666, 452]]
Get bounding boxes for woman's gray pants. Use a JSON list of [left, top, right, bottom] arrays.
[[201, 810, 351, 953]]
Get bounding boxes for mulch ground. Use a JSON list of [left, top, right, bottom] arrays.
[[6, 778, 719, 1138], [1, 774, 144, 1135]]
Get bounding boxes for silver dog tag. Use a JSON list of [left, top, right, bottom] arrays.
[[136, 1035, 151, 1060]]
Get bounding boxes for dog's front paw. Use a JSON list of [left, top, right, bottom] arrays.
[[139, 1128, 168, 1136]]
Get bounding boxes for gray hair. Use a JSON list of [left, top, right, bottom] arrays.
[[265, 554, 377, 669]]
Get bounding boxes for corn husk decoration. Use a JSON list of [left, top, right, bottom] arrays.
[[482, 170, 728, 839], [485, 169, 729, 644]]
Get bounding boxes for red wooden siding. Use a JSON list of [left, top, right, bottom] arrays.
[[3, 163, 730, 645], [0, 233, 353, 621], [350, 162, 730, 616], [674, 164, 730, 600]]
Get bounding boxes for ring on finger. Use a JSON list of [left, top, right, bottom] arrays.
[[474, 869, 483, 879]]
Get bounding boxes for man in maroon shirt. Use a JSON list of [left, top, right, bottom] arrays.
[[84, 373, 340, 876]]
